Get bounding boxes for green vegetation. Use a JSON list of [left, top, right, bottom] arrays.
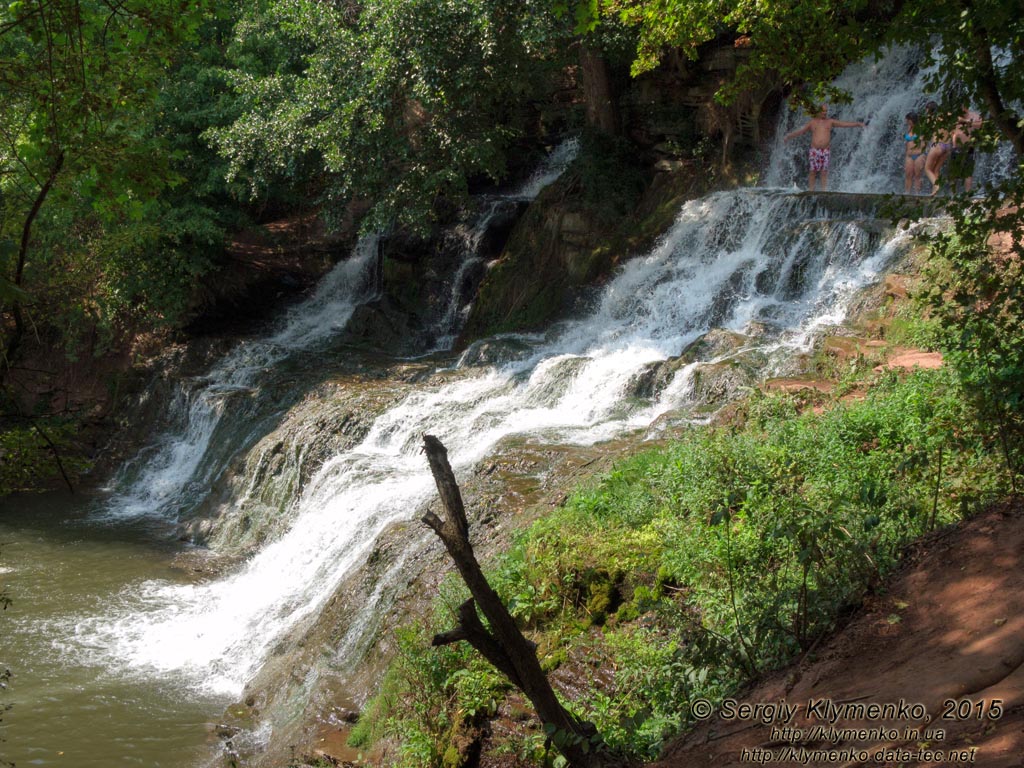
[[0, 1, 220, 352], [209, 0, 572, 234], [0, 2, 243, 494], [350, 354, 1013, 764], [348, 618, 510, 766], [353, 195, 1024, 764], [923, 210, 1024, 492], [348, 203, 1024, 762]]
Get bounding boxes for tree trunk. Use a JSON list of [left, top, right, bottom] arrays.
[[421, 435, 612, 767], [580, 45, 617, 136], [962, 0, 1024, 156], [972, 38, 1024, 156], [4, 150, 65, 368]]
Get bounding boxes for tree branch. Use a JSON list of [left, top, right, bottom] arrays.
[[964, 0, 1024, 155], [421, 434, 613, 767], [5, 149, 65, 370]]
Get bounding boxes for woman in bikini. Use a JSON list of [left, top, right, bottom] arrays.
[[903, 112, 927, 194], [923, 101, 954, 196]]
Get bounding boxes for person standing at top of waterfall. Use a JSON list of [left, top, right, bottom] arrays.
[[903, 112, 927, 194], [923, 101, 955, 196], [783, 105, 867, 191]]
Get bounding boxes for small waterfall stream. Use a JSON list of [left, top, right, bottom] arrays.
[[100, 237, 380, 523], [432, 138, 581, 349]]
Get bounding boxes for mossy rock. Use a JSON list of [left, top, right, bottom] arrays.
[[460, 148, 708, 344], [679, 328, 751, 364], [688, 361, 743, 406], [441, 720, 483, 768], [581, 567, 623, 626]]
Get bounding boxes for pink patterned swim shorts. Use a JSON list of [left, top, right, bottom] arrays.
[[809, 147, 830, 172]]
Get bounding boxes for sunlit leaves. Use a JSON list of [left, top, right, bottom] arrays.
[[210, 0, 566, 232]]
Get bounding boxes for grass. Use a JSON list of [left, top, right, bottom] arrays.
[[349, 361, 1009, 766]]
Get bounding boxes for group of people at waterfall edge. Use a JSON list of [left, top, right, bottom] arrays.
[[784, 102, 983, 195], [903, 102, 982, 195]]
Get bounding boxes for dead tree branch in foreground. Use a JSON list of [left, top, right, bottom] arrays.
[[421, 434, 611, 767]]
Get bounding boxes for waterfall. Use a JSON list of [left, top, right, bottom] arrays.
[[69, 199, 910, 698], [510, 137, 581, 201], [100, 138, 581, 526], [430, 200, 509, 351], [431, 137, 581, 349], [65, 53, 933, 704], [98, 237, 380, 523], [766, 45, 1011, 192]]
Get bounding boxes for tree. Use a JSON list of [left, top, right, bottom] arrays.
[[0, 0, 213, 367], [421, 435, 613, 768], [0, 1, 223, 493], [569, 0, 1022, 155], [209, 0, 570, 234]]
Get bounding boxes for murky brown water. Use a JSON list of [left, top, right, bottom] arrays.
[[0, 492, 229, 768]]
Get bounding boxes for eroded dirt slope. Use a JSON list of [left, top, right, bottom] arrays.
[[656, 502, 1024, 767]]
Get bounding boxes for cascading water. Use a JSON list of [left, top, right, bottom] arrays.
[[20, 47, 967, 766], [432, 138, 581, 349], [101, 137, 580, 531], [430, 199, 512, 351], [71, 192, 913, 703], [100, 236, 380, 523], [510, 137, 582, 201], [767, 45, 1012, 192]]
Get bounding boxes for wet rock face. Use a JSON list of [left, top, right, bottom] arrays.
[[627, 327, 767, 406], [344, 300, 423, 356], [343, 198, 527, 355], [460, 165, 708, 343], [176, 369, 418, 554]]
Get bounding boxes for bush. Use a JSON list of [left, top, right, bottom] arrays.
[[922, 208, 1024, 492]]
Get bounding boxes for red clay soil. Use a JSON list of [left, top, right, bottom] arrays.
[[655, 501, 1024, 768], [875, 350, 944, 372]]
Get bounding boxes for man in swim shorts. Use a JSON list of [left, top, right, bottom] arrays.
[[784, 104, 867, 191]]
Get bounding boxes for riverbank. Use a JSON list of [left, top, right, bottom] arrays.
[[320, 230, 1022, 767], [656, 499, 1024, 767]]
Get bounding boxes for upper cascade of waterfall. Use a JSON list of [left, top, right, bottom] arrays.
[[431, 137, 581, 349], [766, 46, 1013, 193], [100, 137, 583, 523], [63, 49, 949, 702], [508, 137, 580, 199]]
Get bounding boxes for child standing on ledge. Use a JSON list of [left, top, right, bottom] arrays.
[[784, 104, 866, 191]]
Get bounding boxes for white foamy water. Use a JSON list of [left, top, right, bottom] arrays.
[[102, 139, 581, 523], [98, 236, 380, 522], [68, 185, 911, 696], [766, 45, 1012, 193], [510, 137, 580, 200], [63, 54, 939, 698]]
